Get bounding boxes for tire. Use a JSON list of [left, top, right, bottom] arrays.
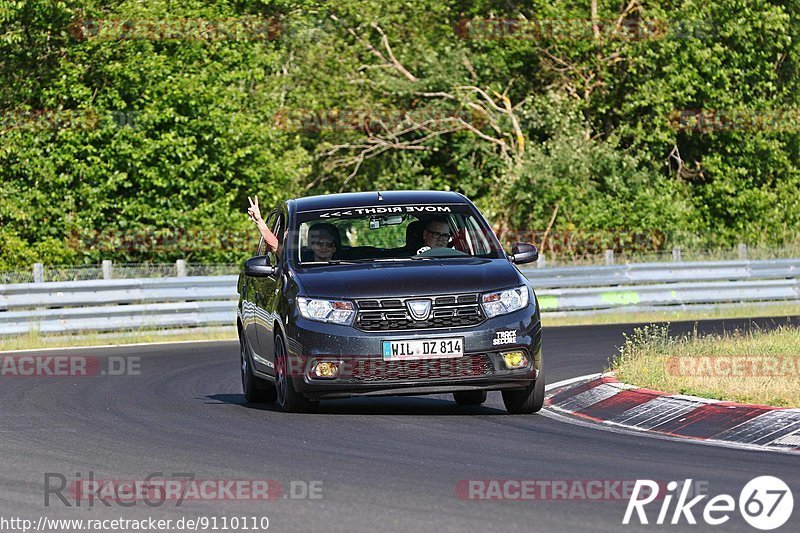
[[453, 390, 487, 405], [240, 334, 277, 403], [502, 369, 545, 414], [274, 335, 318, 413]]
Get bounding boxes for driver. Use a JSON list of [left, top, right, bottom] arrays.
[[307, 223, 339, 261], [421, 217, 452, 249]]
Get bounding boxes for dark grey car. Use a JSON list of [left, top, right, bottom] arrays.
[[237, 190, 542, 413]]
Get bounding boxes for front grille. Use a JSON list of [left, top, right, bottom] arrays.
[[355, 293, 484, 331], [346, 354, 494, 382]]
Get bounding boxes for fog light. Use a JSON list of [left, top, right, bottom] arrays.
[[502, 351, 528, 369], [312, 361, 339, 378]]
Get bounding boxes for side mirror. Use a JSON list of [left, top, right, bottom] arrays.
[[509, 242, 539, 265], [244, 255, 277, 277]]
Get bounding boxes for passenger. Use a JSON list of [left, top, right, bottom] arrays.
[[421, 217, 453, 249], [307, 223, 339, 262]]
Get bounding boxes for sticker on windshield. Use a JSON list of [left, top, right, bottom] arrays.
[[318, 205, 452, 218]]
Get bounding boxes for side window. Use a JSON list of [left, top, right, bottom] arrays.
[[467, 216, 493, 255], [256, 212, 278, 256], [272, 214, 285, 265]]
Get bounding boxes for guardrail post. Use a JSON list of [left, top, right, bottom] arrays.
[[536, 253, 546, 269], [604, 249, 614, 265], [102, 260, 113, 280], [176, 259, 187, 277], [738, 243, 748, 260], [33, 263, 44, 283], [672, 247, 682, 262]]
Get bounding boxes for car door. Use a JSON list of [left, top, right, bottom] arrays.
[[244, 212, 276, 367], [242, 237, 265, 360], [252, 210, 283, 375]]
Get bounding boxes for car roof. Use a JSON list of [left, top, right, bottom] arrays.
[[292, 190, 469, 211]]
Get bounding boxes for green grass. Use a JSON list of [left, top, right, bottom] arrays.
[[0, 327, 237, 352], [542, 303, 800, 327], [609, 324, 800, 407]]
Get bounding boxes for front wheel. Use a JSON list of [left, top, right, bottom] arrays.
[[502, 369, 545, 414], [274, 335, 318, 413], [240, 335, 277, 403]]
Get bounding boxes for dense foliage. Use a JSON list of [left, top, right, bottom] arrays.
[[1, 0, 799, 268]]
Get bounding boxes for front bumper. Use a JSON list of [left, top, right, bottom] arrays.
[[284, 306, 542, 400]]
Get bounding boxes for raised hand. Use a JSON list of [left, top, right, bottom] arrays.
[[247, 195, 262, 223], [247, 194, 278, 253]]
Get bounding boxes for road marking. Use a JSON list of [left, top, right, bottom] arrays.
[[541, 406, 800, 455], [543, 373, 800, 456], [545, 373, 602, 391]]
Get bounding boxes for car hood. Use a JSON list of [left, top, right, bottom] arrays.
[[293, 258, 525, 298]]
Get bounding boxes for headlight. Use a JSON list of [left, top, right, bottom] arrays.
[[297, 297, 356, 325], [481, 286, 530, 318]]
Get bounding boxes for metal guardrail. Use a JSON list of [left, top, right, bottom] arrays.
[[0, 276, 238, 310], [0, 260, 798, 335], [520, 258, 800, 288], [0, 276, 238, 335]]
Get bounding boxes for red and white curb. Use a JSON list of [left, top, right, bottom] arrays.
[[545, 373, 800, 453]]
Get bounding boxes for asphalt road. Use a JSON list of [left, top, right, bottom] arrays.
[[1, 316, 799, 532]]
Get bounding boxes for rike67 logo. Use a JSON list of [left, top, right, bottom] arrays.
[[624, 476, 794, 530]]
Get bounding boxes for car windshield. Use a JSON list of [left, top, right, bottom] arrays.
[[296, 204, 503, 264]]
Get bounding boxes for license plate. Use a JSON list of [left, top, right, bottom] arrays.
[[382, 338, 464, 360]]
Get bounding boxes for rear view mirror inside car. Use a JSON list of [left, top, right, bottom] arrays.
[[370, 215, 404, 228]]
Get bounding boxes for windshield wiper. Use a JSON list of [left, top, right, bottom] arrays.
[[302, 259, 360, 265], [355, 257, 419, 262], [328, 257, 432, 263], [410, 254, 466, 260]]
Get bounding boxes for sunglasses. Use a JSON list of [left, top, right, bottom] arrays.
[[310, 239, 336, 248], [425, 229, 452, 240]]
